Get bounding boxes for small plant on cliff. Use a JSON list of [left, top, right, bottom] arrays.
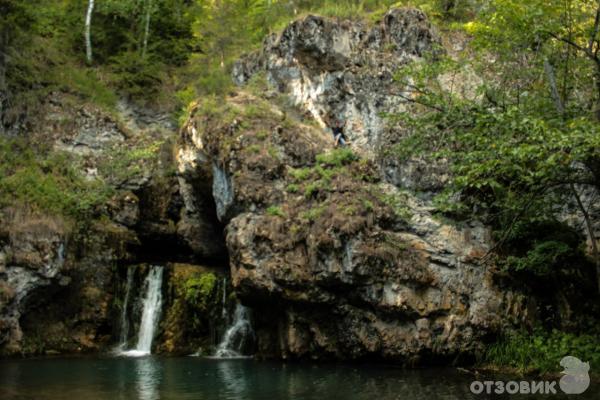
[[316, 148, 357, 167], [266, 205, 286, 218], [301, 204, 327, 222], [289, 167, 312, 181]]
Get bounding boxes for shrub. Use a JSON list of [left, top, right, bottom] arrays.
[[289, 167, 313, 181], [0, 138, 113, 219], [499, 220, 586, 277], [316, 148, 357, 167], [485, 329, 600, 373]]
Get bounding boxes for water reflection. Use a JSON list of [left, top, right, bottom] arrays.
[[217, 360, 248, 399], [135, 357, 162, 400]]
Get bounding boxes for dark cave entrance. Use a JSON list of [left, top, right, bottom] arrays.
[[127, 176, 230, 267]]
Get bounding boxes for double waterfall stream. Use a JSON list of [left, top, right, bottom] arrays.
[[116, 266, 253, 358]]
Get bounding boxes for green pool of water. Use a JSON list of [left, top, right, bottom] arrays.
[[0, 356, 594, 399]]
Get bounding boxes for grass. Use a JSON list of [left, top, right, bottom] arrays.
[[51, 66, 119, 110], [0, 138, 113, 220], [300, 204, 327, 222], [256, 131, 269, 140], [266, 205, 286, 218], [98, 140, 166, 186], [304, 180, 332, 198], [372, 188, 412, 221], [485, 329, 600, 374], [362, 199, 375, 212], [247, 144, 262, 154], [286, 183, 300, 193], [289, 167, 313, 181], [316, 148, 357, 167], [309, 0, 399, 21]]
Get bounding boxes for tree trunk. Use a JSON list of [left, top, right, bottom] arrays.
[[0, 30, 7, 134], [142, 0, 152, 59], [544, 59, 565, 115], [85, 0, 95, 64], [595, 69, 600, 121], [570, 183, 600, 293]]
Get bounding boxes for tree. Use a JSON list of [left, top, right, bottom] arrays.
[[393, 0, 600, 290], [142, 0, 151, 59], [85, 0, 95, 64]]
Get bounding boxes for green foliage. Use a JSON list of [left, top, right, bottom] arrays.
[[255, 130, 269, 140], [504, 241, 573, 277], [0, 138, 113, 219], [301, 204, 327, 222], [286, 183, 299, 193], [247, 144, 262, 154], [486, 329, 600, 373], [316, 148, 358, 167], [98, 140, 165, 186], [289, 167, 313, 181], [372, 189, 412, 220], [498, 219, 585, 277], [266, 205, 286, 217], [362, 199, 375, 212], [1, 0, 201, 119], [108, 52, 165, 99], [304, 180, 332, 198], [184, 273, 217, 312], [391, 1, 600, 256]]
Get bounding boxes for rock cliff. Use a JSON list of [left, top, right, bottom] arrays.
[[2, 7, 594, 362], [0, 93, 228, 356], [178, 22, 530, 360]]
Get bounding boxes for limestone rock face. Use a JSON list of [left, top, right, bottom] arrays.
[[177, 88, 530, 362], [232, 8, 446, 194]]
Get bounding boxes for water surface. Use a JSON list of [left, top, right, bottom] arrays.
[[0, 357, 594, 399]]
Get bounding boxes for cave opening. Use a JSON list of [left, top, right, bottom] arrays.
[[127, 177, 230, 268]]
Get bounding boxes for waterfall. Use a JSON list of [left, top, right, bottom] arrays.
[[117, 266, 135, 349], [121, 266, 164, 357], [213, 304, 254, 358], [221, 277, 227, 319]]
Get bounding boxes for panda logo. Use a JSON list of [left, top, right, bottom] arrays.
[[559, 356, 590, 394]]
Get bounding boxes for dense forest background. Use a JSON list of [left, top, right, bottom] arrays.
[[1, 0, 600, 372]]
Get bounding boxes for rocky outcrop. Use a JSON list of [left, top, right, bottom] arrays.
[[177, 88, 531, 362], [0, 208, 140, 355], [0, 94, 228, 356], [232, 8, 447, 193]]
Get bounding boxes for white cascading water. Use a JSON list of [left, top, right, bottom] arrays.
[[117, 266, 135, 350], [122, 266, 164, 357], [221, 277, 227, 319], [213, 303, 254, 358]]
